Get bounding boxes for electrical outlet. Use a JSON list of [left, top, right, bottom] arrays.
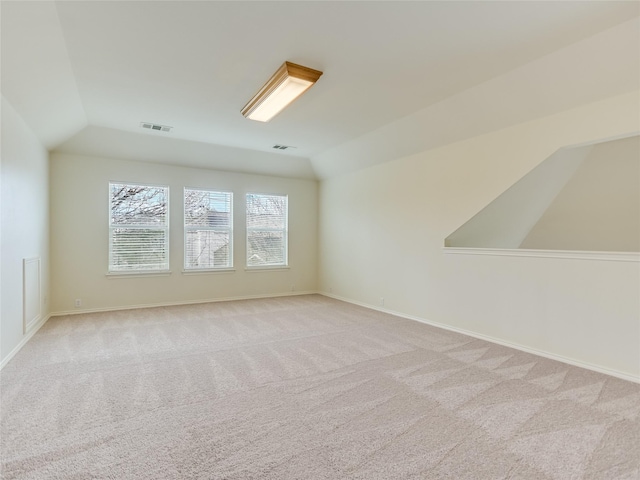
[[329, 287, 333, 293], [74, 299, 82, 308], [291, 285, 295, 292], [380, 297, 385, 306]]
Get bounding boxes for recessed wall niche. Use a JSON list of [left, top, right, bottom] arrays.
[[445, 135, 640, 253]]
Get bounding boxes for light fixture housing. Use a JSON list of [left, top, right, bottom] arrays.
[[241, 61, 323, 122]]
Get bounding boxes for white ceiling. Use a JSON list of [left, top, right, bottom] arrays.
[[2, 1, 639, 179]]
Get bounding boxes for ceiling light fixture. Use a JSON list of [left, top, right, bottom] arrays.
[[242, 61, 323, 122]]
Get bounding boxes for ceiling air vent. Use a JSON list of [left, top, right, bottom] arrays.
[[272, 144, 293, 150], [140, 122, 172, 133]]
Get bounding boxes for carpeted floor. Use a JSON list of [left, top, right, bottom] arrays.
[[1, 294, 639, 479]]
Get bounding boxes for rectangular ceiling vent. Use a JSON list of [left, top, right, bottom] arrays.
[[272, 144, 293, 150], [140, 122, 172, 133]]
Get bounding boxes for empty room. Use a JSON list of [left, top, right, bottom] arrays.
[[1, 1, 639, 479]]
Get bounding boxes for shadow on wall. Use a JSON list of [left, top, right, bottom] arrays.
[[445, 134, 640, 252]]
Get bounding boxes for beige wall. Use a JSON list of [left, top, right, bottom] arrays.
[[1, 96, 50, 365], [50, 153, 318, 313], [521, 135, 640, 252], [318, 91, 640, 379]]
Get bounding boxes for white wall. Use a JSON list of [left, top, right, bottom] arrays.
[[319, 91, 640, 379], [50, 153, 318, 313], [520, 135, 640, 252], [1, 96, 50, 365]]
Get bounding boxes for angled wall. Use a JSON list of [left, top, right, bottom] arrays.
[[520, 135, 640, 252], [445, 135, 640, 252], [444, 145, 591, 248]]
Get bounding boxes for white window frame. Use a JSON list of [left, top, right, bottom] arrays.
[[108, 182, 170, 273], [184, 187, 233, 271], [246, 193, 288, 268]]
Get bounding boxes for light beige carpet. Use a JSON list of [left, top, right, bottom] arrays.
[[1, 294, 639, 479]]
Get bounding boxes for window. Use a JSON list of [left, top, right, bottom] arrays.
[[184, 188, 233, 269], [109, 183, 169, 272], [246, 193, 288, 267]]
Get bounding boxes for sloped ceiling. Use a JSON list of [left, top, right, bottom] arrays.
[[1, 1, 639, 179]]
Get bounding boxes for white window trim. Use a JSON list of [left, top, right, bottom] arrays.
[[106, 271, 172, 278], [245, 266, 290, 272], [246, 193, 289, 268], [442, 247, 640, 262], [108, 182, 170, 273], [181, 268, 236, 275], [184, 187, 234, 271]]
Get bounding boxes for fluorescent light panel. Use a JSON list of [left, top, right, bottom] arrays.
[[242, 62, 323, 122]]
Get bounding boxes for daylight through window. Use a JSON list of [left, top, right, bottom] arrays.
[[246, 193, 288, 267], [184, 188, 233, 269], [109, 183, 169, 272]]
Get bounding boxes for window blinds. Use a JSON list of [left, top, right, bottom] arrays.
[[184, 188, 233, 269], [246, 193, 288, 266], [109, 183, 169, 271]]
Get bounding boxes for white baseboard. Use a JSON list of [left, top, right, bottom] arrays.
[[320, 292, 640, 384], [50, 290, 318, 317], [0, 313, 51, 370]]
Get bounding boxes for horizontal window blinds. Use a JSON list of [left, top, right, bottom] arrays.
[[109, 183, 169, 271], [184, 189, 233, 269], [246, 193, 288, 266]]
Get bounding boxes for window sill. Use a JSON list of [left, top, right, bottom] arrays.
[[245, 265, 290, 272], [182, 268, 236, 275], [106, 270, 172, 278]]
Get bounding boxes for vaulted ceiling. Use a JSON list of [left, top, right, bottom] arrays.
[[2, 1, 639, 179]]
